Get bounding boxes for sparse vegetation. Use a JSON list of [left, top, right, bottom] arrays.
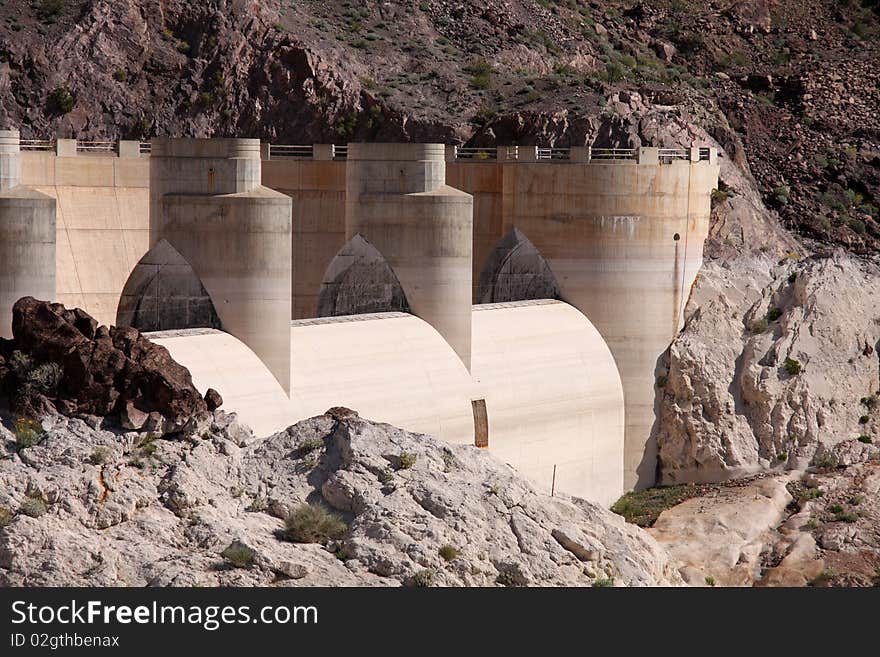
[[114, 69, 128, 82], [811, 568, 838, 586], [861, 395, 878, 409], [655, 375, 668, 388], [859, 415, 870, 424], [409, 569, 434, 587], [397, 451, 417, 470], [283, 503, 348, 544], [89, 447, 111, 465], [19, 494, 48, 518], [612, 484, 702, 528], [591, 577, 614, 587], [176, 40, 191, 54], [776, 452, 787, 462], [49, 87, 75, 114], [298, 436, 324, 454], [439, 544, 458, 561], [857, 435, 873, 444], [812, 453, 838, 469], [221, 540, 257, 568], [749, 317, 769, 333], [247, 496, 268, 512], [0, 506, 12, 529], [14, 418, 44, 449], [704, 575, 716, 587], [784, 357, 802, 376], [766, 307, 782, 322]]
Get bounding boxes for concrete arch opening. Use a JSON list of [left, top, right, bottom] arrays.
[[316, 233, 411, 318], [116, 238, 220, 332], [476, 227, 561, 304]]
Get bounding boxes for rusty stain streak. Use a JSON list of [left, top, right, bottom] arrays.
[[98, 465, 109, 502]]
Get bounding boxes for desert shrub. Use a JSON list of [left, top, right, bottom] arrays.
[[592, 577, 614, 587], [777, 452, 787, 461], [711, 188, 730, 204], [283, 503, 348, 544], [857, 435, 873, 444], [176, 40, 191, 54], [38, 0, 65, 21], [247, 496, 267, 512], [859, 415, 870, 424], [811, 568, 838, 585], [409, 569, 434, 587], [0, 506, 12, 529], [835, 511, 859, 523], [773, 185, 791, 206], [655, 375, 668, 388], [848, 218, 866, 234], [819, 192, 846, 211], [749, 317, 769, 333], [464, 58, 493, 89], [114, 69, 127, 82], [198, 92, 214, 106], [298, 436, 324, 454], [861, 395, 878, 409], [784, 358, 802, 376], [788, 272, 797, 283], [800, 488, 824, 501], [14, 418, 44, 449], [496, 570, 516, 587], [49, 87, 75, 114], [767, 308, 783, 322], [89, 447, 111, 465], [136, 433, 159, 456], [397, 452, 417, 470], [812, 453, 838, 469], [19, 494, 47, 518], [221, 541, 257, 568], [612, 484, 702, 527], [439, 545, 458, 561], [829, 504, 844, 514], [705, 575, 716, 587]]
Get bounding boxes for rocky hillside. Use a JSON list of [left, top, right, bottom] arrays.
[[0, 1, 877, 252], [0, 407, 682, 587]]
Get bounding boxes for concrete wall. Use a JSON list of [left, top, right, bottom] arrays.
[[345, 143, 474, 370], [262, 158, 346, 319], [151, 138, 292, 394], [19, 148, 149, 326]]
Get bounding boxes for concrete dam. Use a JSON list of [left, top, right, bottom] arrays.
[[0, 129, 719, 505]]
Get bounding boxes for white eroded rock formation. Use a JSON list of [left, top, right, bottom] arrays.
[[0, 408, 681, 587], [658, 251, 880, 483]]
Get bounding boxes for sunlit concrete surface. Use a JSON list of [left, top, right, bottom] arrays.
[[471, 300, 624, 506]]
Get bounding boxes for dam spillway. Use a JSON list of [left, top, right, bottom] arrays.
[[0, 131, 718, 502]]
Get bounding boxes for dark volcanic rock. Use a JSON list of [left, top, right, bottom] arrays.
[[204, 388, 223, 412], [0, 297, 207, 434]]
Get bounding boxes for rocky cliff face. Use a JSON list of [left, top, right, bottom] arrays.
[[0, 408, 682, 587], [1, 1, 876, 252], [658, 251, 880, 483]]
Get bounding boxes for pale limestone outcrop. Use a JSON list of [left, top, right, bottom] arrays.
[[658, 251, 880, 484], [0, 409, 682, 587]]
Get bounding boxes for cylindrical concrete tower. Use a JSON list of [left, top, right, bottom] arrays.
[[345, 143, 474, 369], [502, 153, 719, 490], [0, 129, 57, 338], [150, 138, 292, 393]]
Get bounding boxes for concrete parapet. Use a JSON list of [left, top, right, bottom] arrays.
[[313, 144, 334, 161], [570, 146, 590, 163], [56, 139, 77, 157], [0, 129, 21, 192], [345, 143, 473, 369], [517, 146, 539, 162], [118, 141, 141, 158], [0, 187, 56, 337], [638, 147, 659, 165]]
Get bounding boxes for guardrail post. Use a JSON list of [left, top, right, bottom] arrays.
[[689, 146, 700, 163], [56, 139, 77, 157], [445, 145, 457, 162], [570, 146, 590, 163], [637, 146, 658, 165], [118, 140, 141, 158], [260, 143, 271, 160], [708, 147, 718, 165], [313, 144, 334, 161]]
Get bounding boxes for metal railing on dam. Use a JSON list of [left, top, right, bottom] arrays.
[[16, 137, 715, 165]]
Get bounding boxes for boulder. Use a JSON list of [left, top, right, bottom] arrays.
[[0, 298, 208, 435]]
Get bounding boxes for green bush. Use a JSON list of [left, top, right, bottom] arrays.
[[49, 87, 75, 114], [777, 452, 787, 461], [439, 545, 458, 562], [90, 447, 111, 465], [283, 503, 348, 544], [176, 40, 191, 54], [861, 395, 878, 409], [800, 487, 824, 500], [749, 317, 769, 333], [859, 415, 870, 424], [835, 510, 859, 523], [397, 452, 417, 470], [19, 495, 48, 518], [298, 436, 324, 454], [857, 435, 873, 444], [767, 308, 783, 322], [784, 358, 802, 376], [409, 569, 434, 587], [114, 69, 128, 82], [711, 188, 730, 204], [773, 184, 791, 206], [592, 577, 614, 587], [705, 575, 716, 587], [812, 453, 838, 469], [788, 272, 797, 284], [221, 541, 257, 568], [848, 218, 866, 234], [829, 504, 844, 514], [612, 484, 702, 527], [14, 418, 44, 449]]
